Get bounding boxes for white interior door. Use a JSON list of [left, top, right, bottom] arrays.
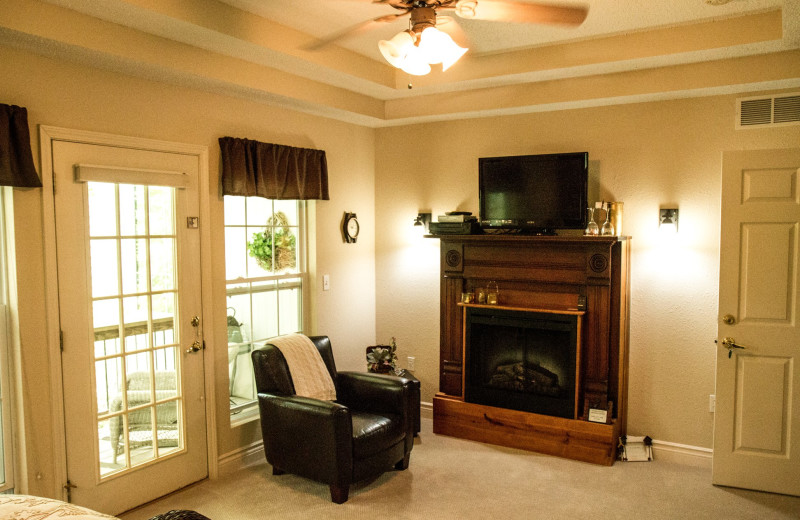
[[713, 148, 800, 496], [52, 139, 208, 514]]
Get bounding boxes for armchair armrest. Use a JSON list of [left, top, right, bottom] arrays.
[[336, 371, 411, 418], [258, 393, 353, 484]]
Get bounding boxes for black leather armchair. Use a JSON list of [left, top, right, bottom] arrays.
[[251, 336, 414, 504]]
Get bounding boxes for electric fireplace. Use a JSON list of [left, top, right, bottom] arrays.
[[464, 306, 579, 419]]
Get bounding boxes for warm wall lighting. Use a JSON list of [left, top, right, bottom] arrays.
[[659, 208, 679, 234], [413, 212, 432, 232], [379, 26, 467, 76]]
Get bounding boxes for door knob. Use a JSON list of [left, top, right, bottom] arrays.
[[185, 340, 203, 354], [721, 314, 736, 325]]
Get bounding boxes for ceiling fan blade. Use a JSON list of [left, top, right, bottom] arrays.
[[304, 12, 409, 51], [461, 1, 588, 26]]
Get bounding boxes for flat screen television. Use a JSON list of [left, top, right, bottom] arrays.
[[479, 152, 588, 234]]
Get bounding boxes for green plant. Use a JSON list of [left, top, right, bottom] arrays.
[[367, 337, 398, 374], [247, 211, 297, 272]]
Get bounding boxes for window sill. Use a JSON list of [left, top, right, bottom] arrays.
[[229, 404, 260, 428]]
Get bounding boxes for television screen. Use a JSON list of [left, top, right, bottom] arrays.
[[479, 152, 588, 233]]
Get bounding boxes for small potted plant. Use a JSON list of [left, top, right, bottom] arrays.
[[247, 211, 297, 272], [366, 337, 398, 374]]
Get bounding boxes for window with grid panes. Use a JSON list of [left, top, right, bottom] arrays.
[[224, 196, 305, 413]]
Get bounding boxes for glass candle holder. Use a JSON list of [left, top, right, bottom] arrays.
[[486, 281, 499, 305]]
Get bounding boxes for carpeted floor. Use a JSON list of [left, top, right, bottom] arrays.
[[120, 418, 800, 520]]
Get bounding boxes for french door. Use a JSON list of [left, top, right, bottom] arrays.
[[51, 136, 208, 514], [713, 148, 800, 496]]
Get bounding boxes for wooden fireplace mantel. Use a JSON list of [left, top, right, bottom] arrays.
[[429, 234, 631, 465]]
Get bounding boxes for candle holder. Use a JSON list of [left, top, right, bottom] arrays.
[[486, 281, 499, 305]]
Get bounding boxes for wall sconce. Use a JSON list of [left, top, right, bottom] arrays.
[[659, 208, 679, 233], [413, 212, 432, 232]]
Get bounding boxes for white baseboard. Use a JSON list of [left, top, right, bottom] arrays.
[[217, 405, 711, 472], [651, 439, 712, 468], [217, 440, 265, 476], [421, 400, 433, 419]]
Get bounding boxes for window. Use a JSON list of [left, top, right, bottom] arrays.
[[224, 196, 305, 414]]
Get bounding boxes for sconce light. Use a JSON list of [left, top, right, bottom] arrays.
[[659, 208, 679, 233], [413, 212, 432, 232]]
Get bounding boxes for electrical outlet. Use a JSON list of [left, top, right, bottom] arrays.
[[323, 274, 330, 291], [407, 356, 415, 371], [709, 394, 716, 413]]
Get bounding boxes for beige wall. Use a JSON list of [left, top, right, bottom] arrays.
[[374, 94, 800, 449], [1, 44, 376, 496]]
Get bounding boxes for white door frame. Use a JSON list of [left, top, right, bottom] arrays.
[[39, 126, 218, 500]]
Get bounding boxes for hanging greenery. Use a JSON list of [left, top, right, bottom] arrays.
[[247, 211, 297, 272]]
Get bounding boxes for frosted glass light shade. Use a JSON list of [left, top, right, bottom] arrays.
[[379, 31, 415, 68], [418, 27, 468, 70], [400, 45, 432, 76]]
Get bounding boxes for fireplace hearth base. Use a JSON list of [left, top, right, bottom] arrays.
[[433, 394, 620, 465]]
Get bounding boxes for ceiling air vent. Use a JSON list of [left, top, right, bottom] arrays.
[[737, 93, 800, 129]]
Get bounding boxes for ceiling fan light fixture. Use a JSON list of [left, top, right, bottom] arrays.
[[378, 30, 416, 68], [418, 26, 467, 68], [400, 45, 432, 75], [440, 38, 468, 71]]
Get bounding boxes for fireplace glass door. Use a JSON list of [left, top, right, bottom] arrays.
[[464, 307, 580, 419]]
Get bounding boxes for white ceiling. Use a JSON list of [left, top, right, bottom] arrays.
[[3, 0, 799, 126], [221, 0, 785, 59]]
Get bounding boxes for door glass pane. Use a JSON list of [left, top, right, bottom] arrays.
[[127, 408, 157, 467], [90, 239, 118, 298], [153, 347, 177, 377], [119, 184, 146, 236], [121, 238, 148, 295], [155, 401, 180, 458], [94, 299, 121, 358], [98, 417, 122, 477], [149, 187, 174, 236], [150, 238, 175, 291], [88, 183, 117, 237], [123, 296, 149, 352], [96, 357, 123, 416], [152, 293, 176, 347], [87, 182, 183, 479]]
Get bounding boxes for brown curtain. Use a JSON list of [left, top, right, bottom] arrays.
[[219, 137, 329, 200], [0, 104, 42, 188]]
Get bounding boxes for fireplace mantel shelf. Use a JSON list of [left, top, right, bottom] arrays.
[[457, 302, 586, 316]]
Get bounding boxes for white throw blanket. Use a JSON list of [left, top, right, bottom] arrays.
[[269, 333, 337, 401]]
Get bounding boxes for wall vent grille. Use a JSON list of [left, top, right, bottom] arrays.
[[737, 93, 800, 129]]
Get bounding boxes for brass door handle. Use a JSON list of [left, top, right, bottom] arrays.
[[185, 340, 203, 354], [719, 337, 749, 358], [186, 315, 202, 353]]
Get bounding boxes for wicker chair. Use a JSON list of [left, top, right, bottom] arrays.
[[147, 510, 210, 520], [108, 371, 179, 463]]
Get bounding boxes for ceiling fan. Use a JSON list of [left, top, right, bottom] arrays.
[[312, 1, 589, 75]]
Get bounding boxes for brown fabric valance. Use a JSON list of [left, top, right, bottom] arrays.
[[219, 137, 329, 200], [0, 104, 42, 188]]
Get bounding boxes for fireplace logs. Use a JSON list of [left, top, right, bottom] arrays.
[[488, 361, 563, 397]]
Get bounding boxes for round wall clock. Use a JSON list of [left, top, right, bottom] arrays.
[[342, 212, 359, 243]]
